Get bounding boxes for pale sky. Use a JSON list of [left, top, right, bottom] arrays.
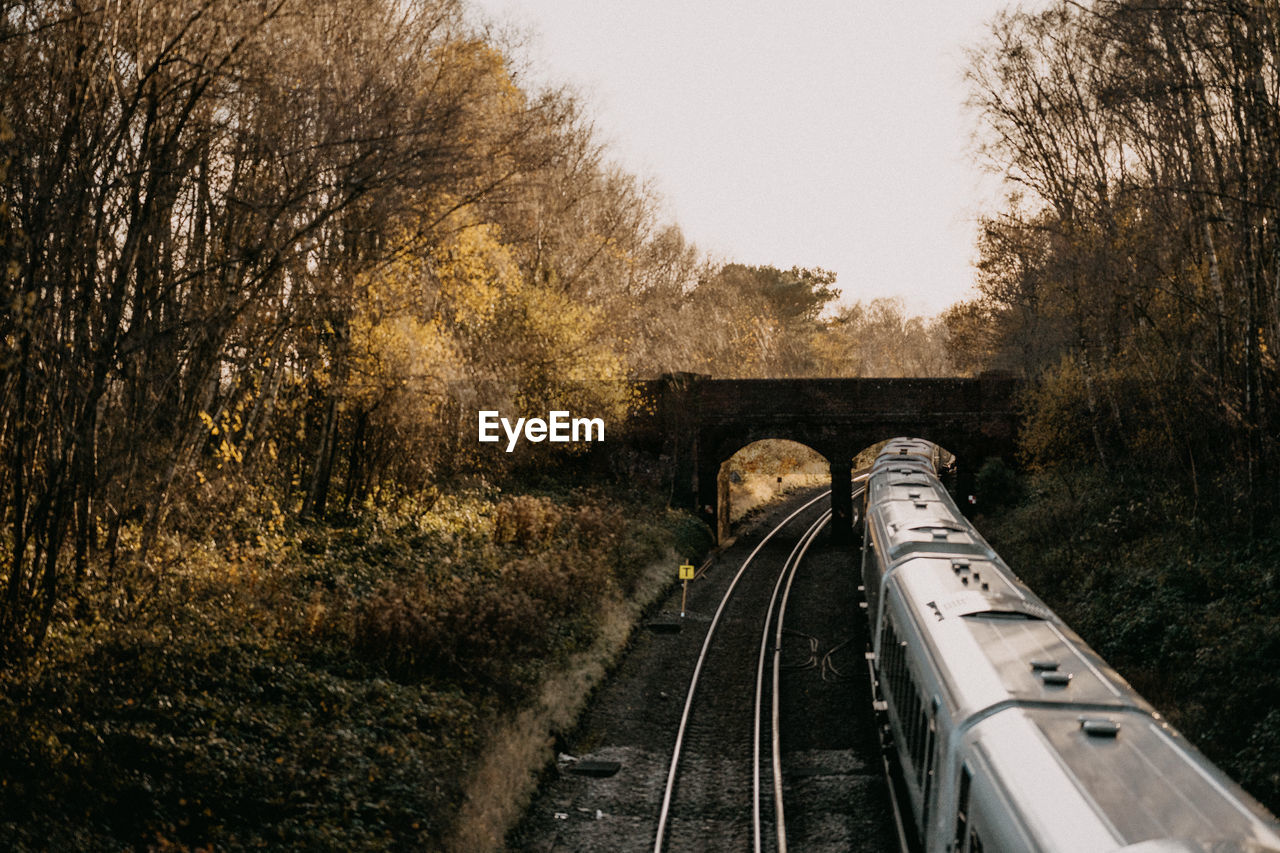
[[468, 1, 1022, 317]]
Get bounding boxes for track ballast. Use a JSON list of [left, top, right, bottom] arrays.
[[511, 488, 896, 852]]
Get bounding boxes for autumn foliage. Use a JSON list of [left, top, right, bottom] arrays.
[[0, 0, 963, 668], [951, 1, 1280, 525]]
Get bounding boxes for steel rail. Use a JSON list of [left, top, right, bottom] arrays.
[[767, 482, 867, 852], [752, 507, 830, 853], [653, 490, 831, 853]]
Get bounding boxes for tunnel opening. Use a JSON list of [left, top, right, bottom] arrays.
[[716, 439, 831, 542]]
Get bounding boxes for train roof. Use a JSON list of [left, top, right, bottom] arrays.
[[870, 456, 937, 478], [867, 470, 953, 506], [889, 555, 1144, 718], [877, 437, 938, 463], [868, 494, 997, 562], [967, 704, 1280, 850], [886, 555, 1280, 851]]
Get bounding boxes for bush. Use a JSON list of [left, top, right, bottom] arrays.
[[974, 456, 1022, 510], [0, 484, 703, 850]]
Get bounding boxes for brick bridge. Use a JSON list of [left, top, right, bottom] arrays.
[[630, 374, 1022, 543]]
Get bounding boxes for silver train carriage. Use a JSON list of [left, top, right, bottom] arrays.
[[859, 438, 1280, 853]]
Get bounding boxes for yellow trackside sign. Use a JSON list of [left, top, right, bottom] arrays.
[[679, 563, 695, 580]]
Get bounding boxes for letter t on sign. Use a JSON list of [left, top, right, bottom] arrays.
[[679, 562, 695, 616]]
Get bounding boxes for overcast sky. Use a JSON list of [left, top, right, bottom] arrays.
[[467, 1, 1023, 317]]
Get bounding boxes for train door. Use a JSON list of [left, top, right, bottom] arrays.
[[860, 523, 881, 632], [920, 698, 938, 841]]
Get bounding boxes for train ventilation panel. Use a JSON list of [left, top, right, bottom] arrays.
[[926, 590, 1054, 621], [1078, 717, 1120, 738]]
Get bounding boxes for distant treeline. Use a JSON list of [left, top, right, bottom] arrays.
[[950, 0, 1280, 525], [0, 0, 951, 662]]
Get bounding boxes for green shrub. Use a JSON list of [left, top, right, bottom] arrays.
[[974, 456, 1022, 510]]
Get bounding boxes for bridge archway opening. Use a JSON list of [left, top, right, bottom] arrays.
[[717, 439, 830, 542]]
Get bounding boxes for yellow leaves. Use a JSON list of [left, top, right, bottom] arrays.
[[434, 39, 526, 119], [200, 408, 246, 466], [217, 439, 242, 466], [340, 206, 633, 460], [348, 265, 461, 405], [508, 282, 625, 382], [265, 498, 285, 535], [432, 222, 522, 326]]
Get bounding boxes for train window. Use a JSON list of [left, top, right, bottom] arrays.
[[907, 688, 922, 767], [879, 620, 896, 701], [881, 615, 909, 720], [886, 632, 896, 679], [894, 641, 907, 700], [921, 715, 935, 797], [890, 640, 903, 703], [921, 715, 936, 829], [879, 606, 938, 796], [895, 656, 905, 707], [953, 766, 971, 851]]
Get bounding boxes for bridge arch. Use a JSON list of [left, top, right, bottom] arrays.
[[713, 438, 832, 543]]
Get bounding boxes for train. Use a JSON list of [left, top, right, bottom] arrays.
[[859, 437, 1280, 853]]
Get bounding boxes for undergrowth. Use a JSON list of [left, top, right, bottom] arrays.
[[976, 465, 1280, 813], [0, 487, 711, 850]]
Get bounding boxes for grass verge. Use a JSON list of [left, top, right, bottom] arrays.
[[443, 551, 677, 851]]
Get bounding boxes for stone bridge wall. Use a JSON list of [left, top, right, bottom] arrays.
[[626, 374, 1021, 543]]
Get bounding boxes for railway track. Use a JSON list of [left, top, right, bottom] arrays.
[[654, 492, 832, 852], [510, 487, 895, 852]]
